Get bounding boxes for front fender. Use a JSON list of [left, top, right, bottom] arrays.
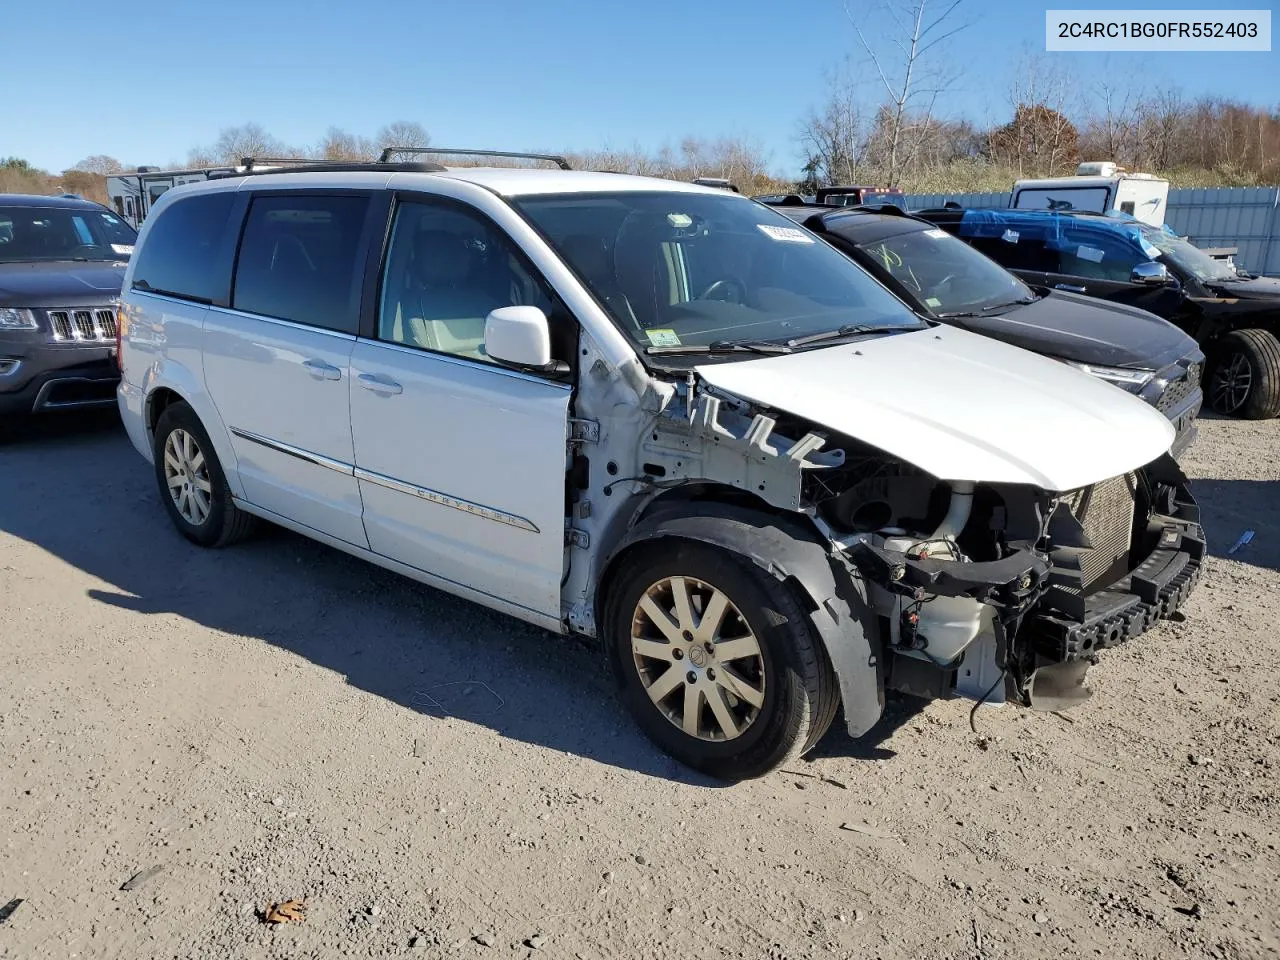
[[600, 502, 885, 737]]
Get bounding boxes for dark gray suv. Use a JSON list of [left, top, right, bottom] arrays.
[[0, 194, 135, 419]]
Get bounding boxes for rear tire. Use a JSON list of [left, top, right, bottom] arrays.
[[604, 539, 837, 781], [152, 401, 256, 547], [1207, 328, 1280, 419]]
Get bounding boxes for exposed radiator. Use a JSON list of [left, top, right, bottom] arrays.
[[1061, 473, 1137, 590]]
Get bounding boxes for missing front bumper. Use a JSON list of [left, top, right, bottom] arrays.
[[1026, 517, 1205, 662], [841, 485, 1204, 708]]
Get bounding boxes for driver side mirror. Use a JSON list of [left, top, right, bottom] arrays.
[[1131, 261, 1171, 285], [484, 306, 568, 376]]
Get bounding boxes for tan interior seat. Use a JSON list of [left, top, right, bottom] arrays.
[[386, 229, 493, 358]]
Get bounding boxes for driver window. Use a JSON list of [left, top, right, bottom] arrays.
[[378, 200, 566, 365], [1055, 227, 1142, 282]]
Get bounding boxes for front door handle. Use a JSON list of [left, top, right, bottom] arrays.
[[303, 359, 342, 381], [358, 373, 403, 396], [1055, 283, 1087, 293]]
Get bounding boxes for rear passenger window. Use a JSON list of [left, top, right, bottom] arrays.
[[232, 195, 369, 334], [131, 193, 235, 303]]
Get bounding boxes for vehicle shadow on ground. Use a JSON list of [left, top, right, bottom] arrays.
[[1193, 477, 1280, 573], [1, 417, 892, 785]]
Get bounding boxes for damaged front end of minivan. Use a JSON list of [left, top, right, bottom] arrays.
[[832, 446, 1204, 717], [583, 370, 1205, 739]]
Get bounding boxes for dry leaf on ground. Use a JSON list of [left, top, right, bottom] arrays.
[[264, 899, 307, 924]]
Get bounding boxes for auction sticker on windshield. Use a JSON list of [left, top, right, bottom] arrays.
[[757, 224, 814, 244], [645, 328, 682, 347]]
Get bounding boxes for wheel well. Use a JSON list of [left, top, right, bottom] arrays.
[[146, 388, 185, 438], [1208, 320, 1280, 346], [594, 487, 824, 644]]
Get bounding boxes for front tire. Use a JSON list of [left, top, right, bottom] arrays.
[[1207, 328, 1280, 419], [604, 540, 837, 780], [152, 401, 256, 547]]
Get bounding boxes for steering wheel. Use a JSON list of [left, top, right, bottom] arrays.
[[698, 277, 747, 304], [65, 244, 100, 257]]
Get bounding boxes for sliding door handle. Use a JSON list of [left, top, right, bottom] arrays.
[[358, 373, 403, 396], [303, 359, 342, 381]]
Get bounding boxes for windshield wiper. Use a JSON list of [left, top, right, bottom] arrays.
[[981, 297, 1037, 312], [937, 297, 1036, 319], [785, 322, 923, 348], [646, 339, 792, 356]]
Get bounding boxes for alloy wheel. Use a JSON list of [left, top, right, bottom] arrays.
[[1210, 352, 1252, 413], [630, 575, 766, 742], [163, 428, 212, 526]]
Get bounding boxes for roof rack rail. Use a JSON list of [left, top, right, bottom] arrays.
[[239, 156, 328, 170], [209, 160, 445, 180], [691, 177, 740, 193], [378, 146, 572, 170]]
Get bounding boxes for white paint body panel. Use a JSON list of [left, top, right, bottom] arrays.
[[695, 325, 1175, 492], [202, 308, 368, 547], [348, 341, 571, 618]]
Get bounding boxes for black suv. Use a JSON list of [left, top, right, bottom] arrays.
[[0, 194, 135, 419], [915, 206, 1280, 420], [771, 202, 1204, 454]]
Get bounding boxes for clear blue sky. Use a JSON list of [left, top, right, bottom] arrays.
[[5, 0, 1277, 175]]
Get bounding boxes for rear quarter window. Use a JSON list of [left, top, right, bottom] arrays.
[[131, 193, 236, 303]]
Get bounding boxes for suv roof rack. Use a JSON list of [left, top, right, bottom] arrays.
[[378, 146, 572, 170], [209, 158, 446, 179], [691, 177, 740, 193]]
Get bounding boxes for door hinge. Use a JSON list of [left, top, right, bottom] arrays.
[[565, 527, 590, 549], [569, 419, 600, 443]]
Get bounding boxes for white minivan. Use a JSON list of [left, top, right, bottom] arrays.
[[116, 155, 1204, 779]]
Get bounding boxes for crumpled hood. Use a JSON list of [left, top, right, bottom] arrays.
[[0, 260, 128, 306], [953, 289, 1198, 369], [1204, 274, 1280, 301], [695, 325, 1175, 492]]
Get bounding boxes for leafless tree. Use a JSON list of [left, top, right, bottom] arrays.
[[798, 64, 869, 187], [376, 121, 431, 155], [72, 155, 124, 176], [188, 123, 293, 166], [317, 127, 375, 161], [1135, 87, 1186, 170], [1081, 64, 1147, 166], [847, 0, 973, 185], [994, 51, 1081, 176]]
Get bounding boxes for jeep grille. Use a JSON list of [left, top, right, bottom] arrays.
[[48, 308, 117, 343]]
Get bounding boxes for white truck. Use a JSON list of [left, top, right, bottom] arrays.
[[1011, 162, 1171, 227]]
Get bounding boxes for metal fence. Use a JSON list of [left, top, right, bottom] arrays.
[[899, 186, 1280, 277]]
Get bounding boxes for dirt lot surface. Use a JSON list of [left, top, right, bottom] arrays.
[[1, 412, 1278, 960]]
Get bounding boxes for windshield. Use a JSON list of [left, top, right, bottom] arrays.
[[513, 191, 924, 352], [0, 205, 138, 263], [855, 225, 1032, 315], [1135, 226, 1237, 283]]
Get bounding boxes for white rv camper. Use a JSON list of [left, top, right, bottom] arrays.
[[107, 160, 306, 229], [106, 166, 239, 229], [1010, 162, 1171, 226]]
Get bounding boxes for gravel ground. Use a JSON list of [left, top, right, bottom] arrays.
[[1, 411, 1277, 960]]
